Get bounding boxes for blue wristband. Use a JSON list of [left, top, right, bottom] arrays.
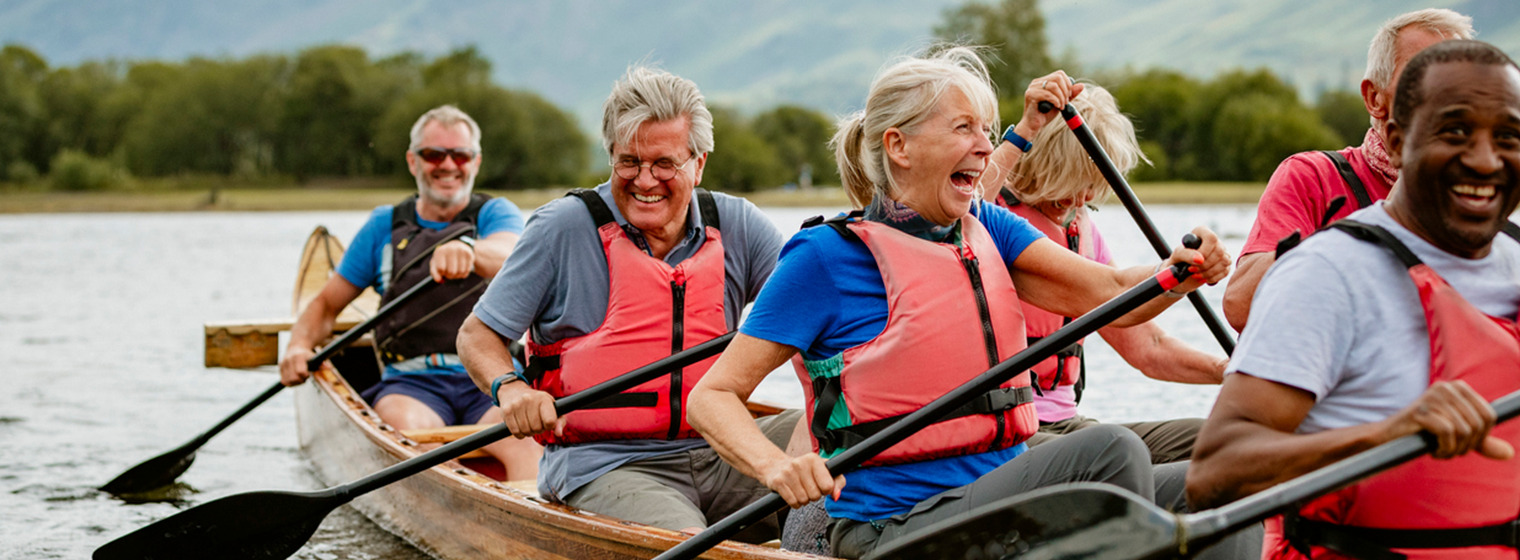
[[489, 373, 521, 407], [1002, 125, 1032, 153]]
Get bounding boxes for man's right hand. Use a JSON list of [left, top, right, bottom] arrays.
[[495, 380, 562, 438], [279, 346, 316, 386], [1388, 380, 1514, 460]]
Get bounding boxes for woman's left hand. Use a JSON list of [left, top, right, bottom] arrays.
[[1163, 226, 1231, 292]]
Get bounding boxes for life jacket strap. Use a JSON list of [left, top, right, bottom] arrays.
[[811, 383, 1034, 454], [1284, 513, 1519, 560]]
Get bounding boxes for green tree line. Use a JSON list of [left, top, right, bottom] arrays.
[[936, 0, 1368, 182], [4, 0, 1371, 193], [0, 43, 839, 193]]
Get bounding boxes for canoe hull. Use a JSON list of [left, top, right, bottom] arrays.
[[290, 225, 821, 559]]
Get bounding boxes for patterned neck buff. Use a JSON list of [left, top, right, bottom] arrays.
[[1361, 126, 1399, 187], [864, 195, 961, 244]]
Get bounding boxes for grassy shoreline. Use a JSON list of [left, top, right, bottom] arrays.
[[0, 181, 1266, 214]]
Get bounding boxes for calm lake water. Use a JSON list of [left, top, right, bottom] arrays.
[[0, 202, 1255, 559]]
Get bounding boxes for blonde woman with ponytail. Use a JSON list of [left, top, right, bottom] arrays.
[[687, 47, 1232, 559]]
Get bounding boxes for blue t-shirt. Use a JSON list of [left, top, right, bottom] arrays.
[[740, 200, 1045, 522], [335, 196, 525, 376]]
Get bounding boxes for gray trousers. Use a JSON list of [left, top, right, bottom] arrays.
[[830, 425, 1152, 559], [1027, 413, 1203, 464], [563, 409, 801, 543]]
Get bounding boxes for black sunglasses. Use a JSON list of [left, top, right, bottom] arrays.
[[414, 147, 477, 165]]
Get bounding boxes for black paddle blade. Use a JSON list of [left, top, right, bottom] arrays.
[[94, 489, 341, 560], [863, 483, 1178, 560], [100, 446, 197, 495]]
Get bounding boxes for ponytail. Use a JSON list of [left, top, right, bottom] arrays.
[[832, 113, 875, 208]]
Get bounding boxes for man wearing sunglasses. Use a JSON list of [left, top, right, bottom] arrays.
[[281, 104, 543, 481], [457, 67, 796, 540]]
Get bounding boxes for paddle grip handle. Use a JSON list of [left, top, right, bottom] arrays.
[[1183, 233, 1201, 249]]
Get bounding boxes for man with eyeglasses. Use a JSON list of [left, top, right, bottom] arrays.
[[457, 67, 795, 540], [281, 104, 543, 481]]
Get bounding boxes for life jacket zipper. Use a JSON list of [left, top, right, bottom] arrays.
[[960, 251, 1005, 449], [667, 275, 687, 440]]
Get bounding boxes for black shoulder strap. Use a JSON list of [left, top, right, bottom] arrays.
[[999, 187, 1022, 207], [801, 210, 863, 243], [1327, 219, 1423, 269], [1321, 151, 1373, 209], [391, 195, 420, 230], [568, 189, 617, 227], [695, 188, 720, 231], [1503, 220, 1520, 243], [455, 192, 492, 225]]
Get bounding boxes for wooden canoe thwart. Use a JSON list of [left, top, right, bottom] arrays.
[[286, 226, 827, 560]]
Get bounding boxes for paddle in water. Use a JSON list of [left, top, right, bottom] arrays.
[[865, 387, 1520, 560], [99, 278, 438, 496], [652, 246, 1201, 560], [1038, 99, 1236, 355], [93, 331, 736, 560]]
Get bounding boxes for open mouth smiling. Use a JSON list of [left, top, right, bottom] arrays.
[[951, 169, 981, 194]]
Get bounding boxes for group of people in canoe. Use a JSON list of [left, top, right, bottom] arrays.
[[278, 7, 1520, 559]]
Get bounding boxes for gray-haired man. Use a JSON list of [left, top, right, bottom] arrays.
[[457, 67, 795, 539]]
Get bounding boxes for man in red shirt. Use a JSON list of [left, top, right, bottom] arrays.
[[1223, 8, 1471, 331]]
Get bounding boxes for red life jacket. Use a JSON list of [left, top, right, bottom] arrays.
[[792, 211, 1038, 467], [1266, 220, 1520, 560], [996, 190, 1092, 398], [523, 189, 728, 445]]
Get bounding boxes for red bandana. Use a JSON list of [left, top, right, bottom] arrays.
[[1360, 126, 1399, 187]]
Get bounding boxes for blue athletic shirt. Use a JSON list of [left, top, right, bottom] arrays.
[[335, 196, 525, 376], [740, 200, 1046, 522]]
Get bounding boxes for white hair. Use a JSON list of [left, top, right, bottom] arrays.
[[407, 105, 482, 152], [1364, 8, 1474, 90], [601, 67, 714, 157], [832, 46, 999, 208]]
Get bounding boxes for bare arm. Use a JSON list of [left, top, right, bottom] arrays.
[[458, 313, 559, 439], [1010, 226, 1230, 328], [982, 71, 1086, 200], [1186, 373, 1513, 510], [1222, 252, 1273, 333], [687, 334, 842, 508], [470, 231, 519, 278], [279, 276, 363, 386], [1098, 321, 1226, 384], [428, 231, 521, 283]]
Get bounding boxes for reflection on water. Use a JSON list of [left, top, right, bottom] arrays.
[[0, 203, 1252, 559]]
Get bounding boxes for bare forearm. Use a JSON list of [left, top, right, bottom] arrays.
[[472, 232, 519, 278], [1102, 323, 1225, 384], [1187, 415, 1395, 509], [1223, 253, 1272, 333], [458, 314, 517, 393], [688, 386, 790, 481]]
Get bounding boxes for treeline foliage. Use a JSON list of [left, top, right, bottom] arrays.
[[0, 43, 840, 193], [0, 44, 594, 190], [939, 0, 1365, 182]]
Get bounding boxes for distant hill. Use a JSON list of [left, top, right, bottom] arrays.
[[2, 0, 1516, 132]]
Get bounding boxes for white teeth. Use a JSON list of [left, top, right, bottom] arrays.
[[1453, 184, 1495, 198], [633, 193, 665, 203], [961, 170, 980, 178]]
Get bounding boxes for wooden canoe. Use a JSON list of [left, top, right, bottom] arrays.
[[287, 226, 828, 560]]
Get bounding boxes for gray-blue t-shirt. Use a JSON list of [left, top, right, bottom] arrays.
[[473, 183, 785, 500], [1228, 203, 1520, 434]]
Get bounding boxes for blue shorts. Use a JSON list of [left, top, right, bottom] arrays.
[[361, 372, 494, 425]]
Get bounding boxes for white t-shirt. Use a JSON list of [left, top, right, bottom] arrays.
[[1227, 203, 1520, 434]]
